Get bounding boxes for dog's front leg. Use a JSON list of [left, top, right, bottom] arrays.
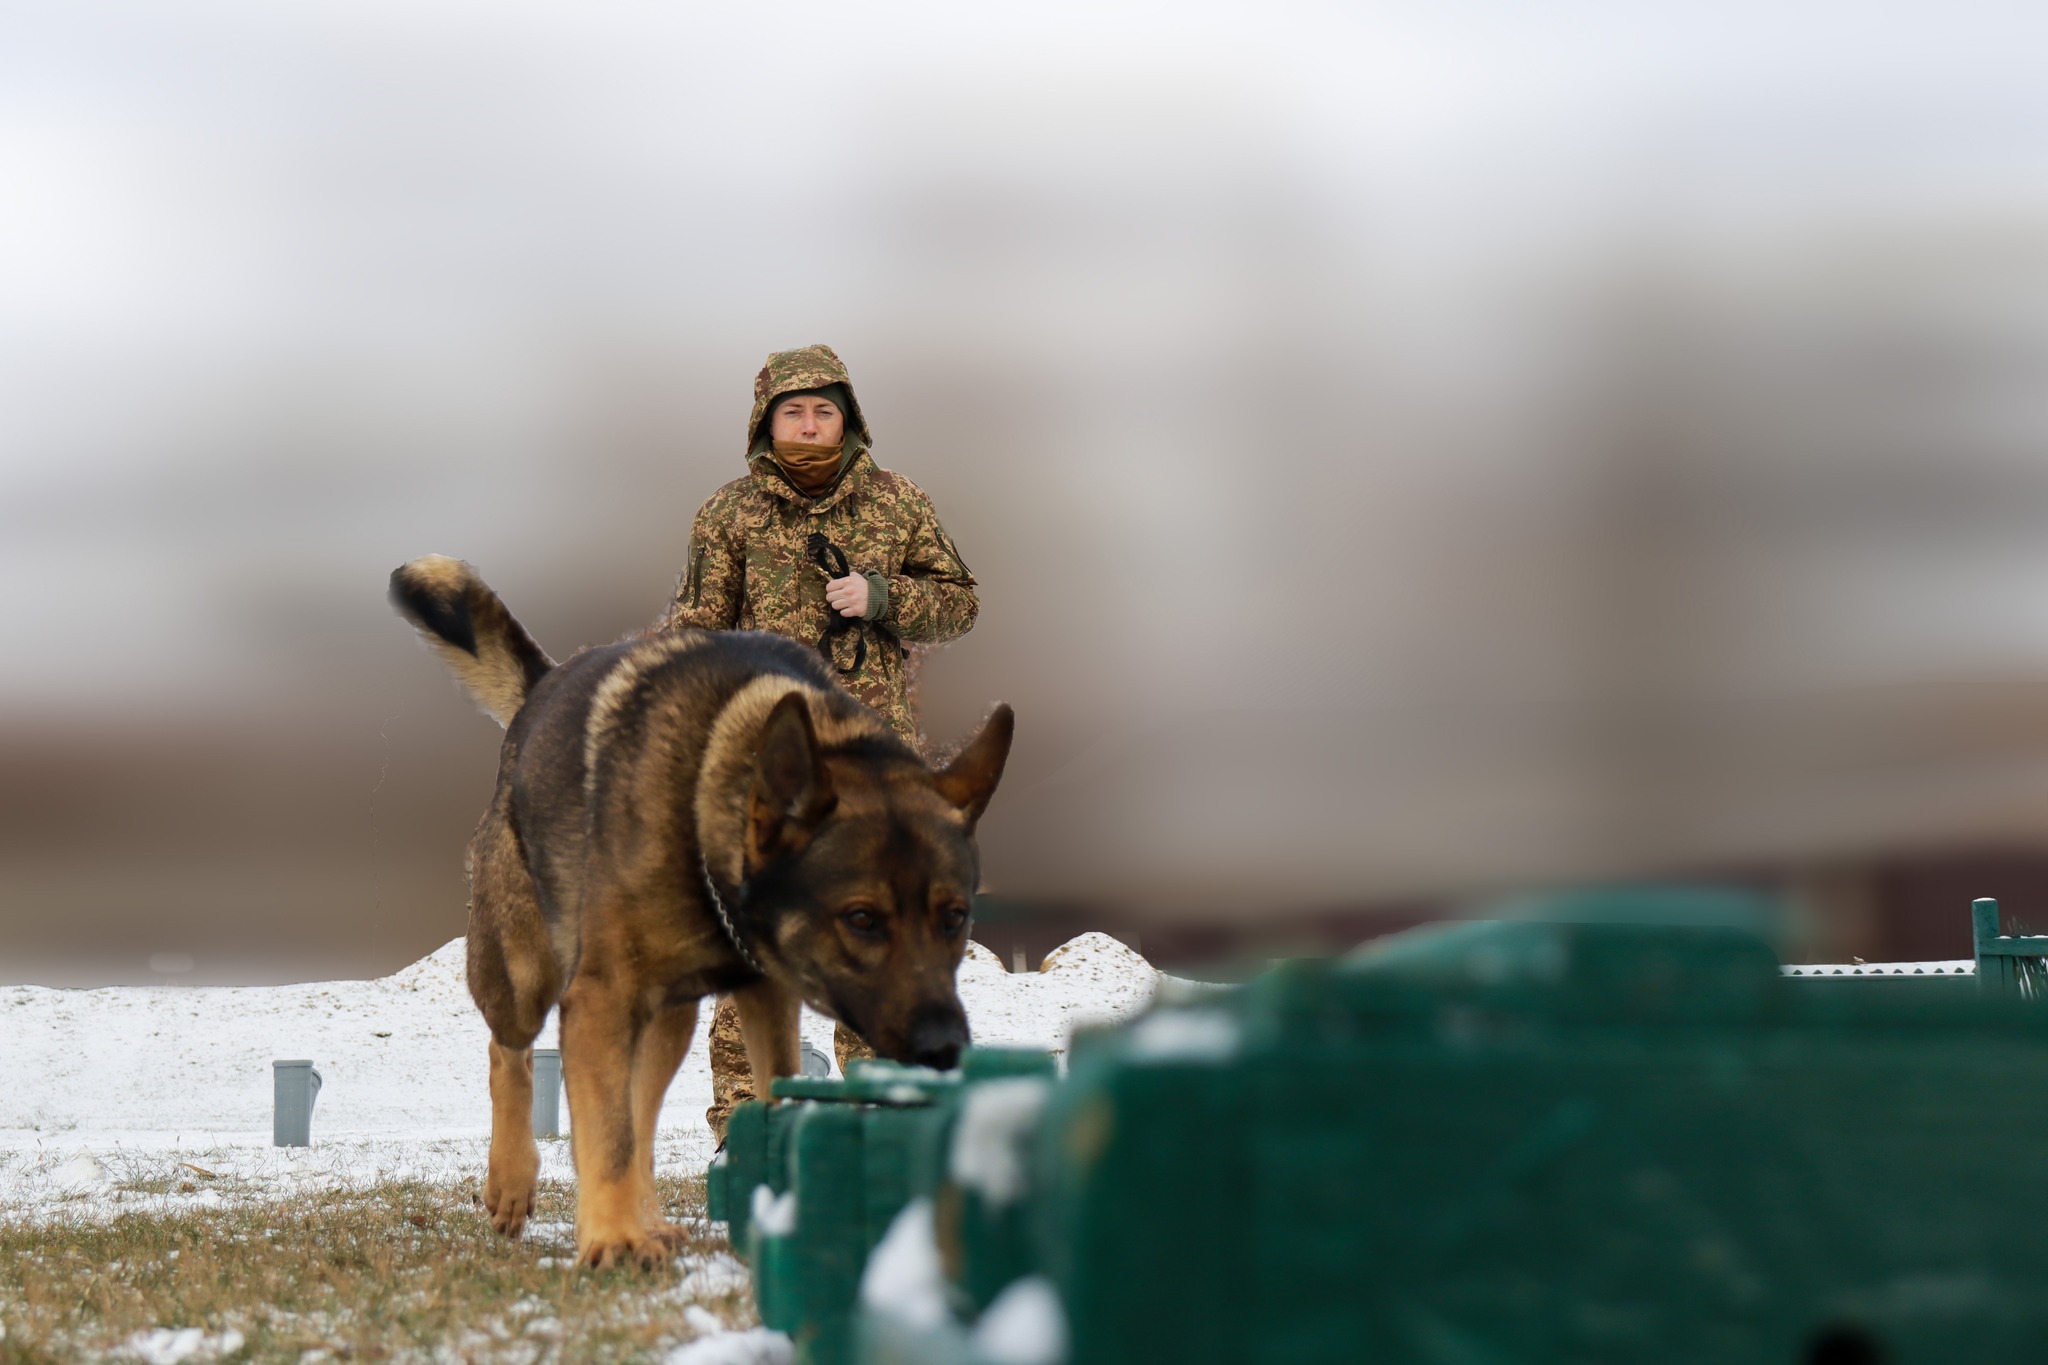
[[560, 969, 667, 1270], [630, 998, 698, 1248], [731, 976, 803, 1095]]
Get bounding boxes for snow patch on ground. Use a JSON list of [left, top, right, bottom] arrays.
[[120, 1327, 245, 1364], [661, 1327, 794, 1364], [1, 932, 1161, 1224], [0, 1128, 719, 1227], [673, 1254, 751, 1302]]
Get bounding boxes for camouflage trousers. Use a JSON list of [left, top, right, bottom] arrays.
[[706, 996, 875, 1144]]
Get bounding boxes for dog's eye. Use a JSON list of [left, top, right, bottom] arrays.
[[939, 905, 969, 936], [841, 907, 881, 935]]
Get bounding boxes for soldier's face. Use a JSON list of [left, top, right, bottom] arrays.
[[771, 396, 845, 446]]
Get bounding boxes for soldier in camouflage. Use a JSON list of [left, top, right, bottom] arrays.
[[668, 344, 981, 1141], [664, 342, 978, 747]]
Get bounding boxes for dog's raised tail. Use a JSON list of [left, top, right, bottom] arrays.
[[389, 556, 554, 726]]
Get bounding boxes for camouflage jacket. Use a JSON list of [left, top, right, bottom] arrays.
[[664, 346, 978, 747]]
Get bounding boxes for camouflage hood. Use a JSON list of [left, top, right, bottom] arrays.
[[746, 344, 873, 455]]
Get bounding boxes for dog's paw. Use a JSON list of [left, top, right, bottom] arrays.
[[578, 1229, 677, 1271], [484, 1182, 534, 1239]]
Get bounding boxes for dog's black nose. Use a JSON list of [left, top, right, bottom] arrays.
[[905, 1005, 969, 1071]]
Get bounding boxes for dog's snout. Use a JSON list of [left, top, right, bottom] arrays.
[[906, 1005, 969, 1071]]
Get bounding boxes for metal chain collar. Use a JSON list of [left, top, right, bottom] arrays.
[[700, 858, 766, 975]]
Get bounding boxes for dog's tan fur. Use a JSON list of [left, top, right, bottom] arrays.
[[390, 556, 1012, 1269], [693, 676, 869, 886], [391, 556, 552, 726], [581, 632, 719, 799]]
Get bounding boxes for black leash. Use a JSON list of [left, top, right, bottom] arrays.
[[804, 532, 867, 677]]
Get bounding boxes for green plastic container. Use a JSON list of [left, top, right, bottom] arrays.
[[708, 1049, 1055, 1365], [847, 894, 2048, 1364], [1028, 908, 2048, 1364]]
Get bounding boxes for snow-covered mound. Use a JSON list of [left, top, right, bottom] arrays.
[[965, 933, 1157, 1049], [0, 935, 1158, 1140]]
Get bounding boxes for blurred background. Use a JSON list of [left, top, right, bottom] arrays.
[[8, 0, 2048, 983]]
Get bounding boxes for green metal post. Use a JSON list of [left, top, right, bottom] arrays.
[[1974, 898, 2009, 997], [1968, 896, 2048, 998], [1973, 896, 2002, 944]]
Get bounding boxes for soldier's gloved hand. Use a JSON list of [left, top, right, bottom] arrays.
[[825, 573, 868, 618]]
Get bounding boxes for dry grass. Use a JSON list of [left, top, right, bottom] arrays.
[[0, 1169, 752, 1363]]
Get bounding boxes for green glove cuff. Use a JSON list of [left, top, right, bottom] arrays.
[[862, 571, 890, 622]]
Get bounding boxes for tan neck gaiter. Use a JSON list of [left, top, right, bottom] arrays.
[[770, 439, 848, 497]]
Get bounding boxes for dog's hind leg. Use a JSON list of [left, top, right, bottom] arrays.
[[468, 804, 561, 1240], [484, 1038, 539, 1237], [629, 997, 698, 1246]]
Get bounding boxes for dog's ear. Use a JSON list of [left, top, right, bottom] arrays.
[[933, 704, 1014, 828], [748, 692, 838, 864]]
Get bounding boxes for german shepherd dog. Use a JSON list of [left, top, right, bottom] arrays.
[[388, 556, 1013, 1269]]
